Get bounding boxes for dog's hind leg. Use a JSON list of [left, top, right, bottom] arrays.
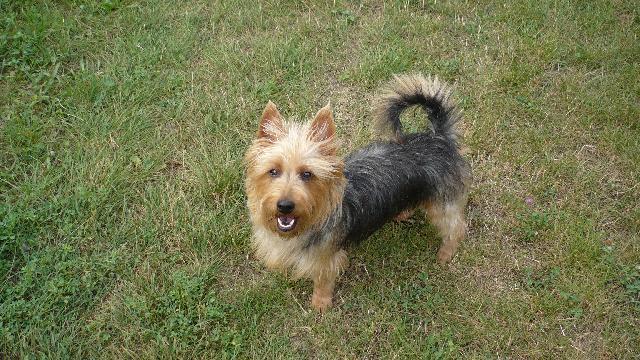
[[423, 199, 467, 264], [394, 209, 415, 222]]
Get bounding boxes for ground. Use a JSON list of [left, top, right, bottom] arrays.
[[1, 0, 639, 358]]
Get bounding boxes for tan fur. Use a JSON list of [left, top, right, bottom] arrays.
[[394, 209, 415, 222], [250, 226, 347, 279], [245, 121, 345, 238], [423, 198, 468, 265], [245, 102, 348, 310]]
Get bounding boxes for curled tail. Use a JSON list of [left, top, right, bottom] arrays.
[[374, 74, 461, 143]]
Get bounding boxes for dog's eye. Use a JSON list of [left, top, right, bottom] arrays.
[[268, 169, 280, 177], [299, 171, 313, 181]]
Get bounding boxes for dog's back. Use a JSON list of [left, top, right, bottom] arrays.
[[340, 74, 471, 245]]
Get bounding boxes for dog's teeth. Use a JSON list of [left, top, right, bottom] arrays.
[[277, 216, 296, 231]]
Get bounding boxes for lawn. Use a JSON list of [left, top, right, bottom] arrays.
[[1, 0, 638, 358]]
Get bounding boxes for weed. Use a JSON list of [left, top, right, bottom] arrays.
[[523, 267, 560, 289], [515, 210, 553, 244]]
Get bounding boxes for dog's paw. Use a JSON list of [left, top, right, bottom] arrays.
[[311, 294, 333, 313], [436, 247, 454, 264], [394, 209, 415, 222]]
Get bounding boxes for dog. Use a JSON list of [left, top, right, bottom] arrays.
[[244, 74, 471, 312]]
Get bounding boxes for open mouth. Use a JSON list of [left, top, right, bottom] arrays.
[[276, 215, 297, 232]]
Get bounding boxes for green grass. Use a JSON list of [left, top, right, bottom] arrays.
[[1, 0, 638, 358]]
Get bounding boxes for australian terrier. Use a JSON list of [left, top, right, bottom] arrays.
[[244, 74, 471, 311]]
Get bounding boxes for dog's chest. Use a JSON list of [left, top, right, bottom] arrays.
[[252, 227, 334, 279]]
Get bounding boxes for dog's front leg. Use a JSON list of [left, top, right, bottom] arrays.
[[311, 275, 336, 312], [310, 249, 347, 312]]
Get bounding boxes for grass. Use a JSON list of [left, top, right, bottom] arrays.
[[1, 0, 638, 357]]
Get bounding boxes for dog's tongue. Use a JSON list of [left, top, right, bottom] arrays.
[[279, 216, 294, 225]]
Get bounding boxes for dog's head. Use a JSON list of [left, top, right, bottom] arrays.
[[245, 101, 345, 238]]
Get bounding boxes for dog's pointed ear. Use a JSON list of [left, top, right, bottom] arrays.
[[310, 102, 335, 143], [258, 101, 284, 140]]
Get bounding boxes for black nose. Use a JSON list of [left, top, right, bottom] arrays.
[[277, 199, 295, 214]]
